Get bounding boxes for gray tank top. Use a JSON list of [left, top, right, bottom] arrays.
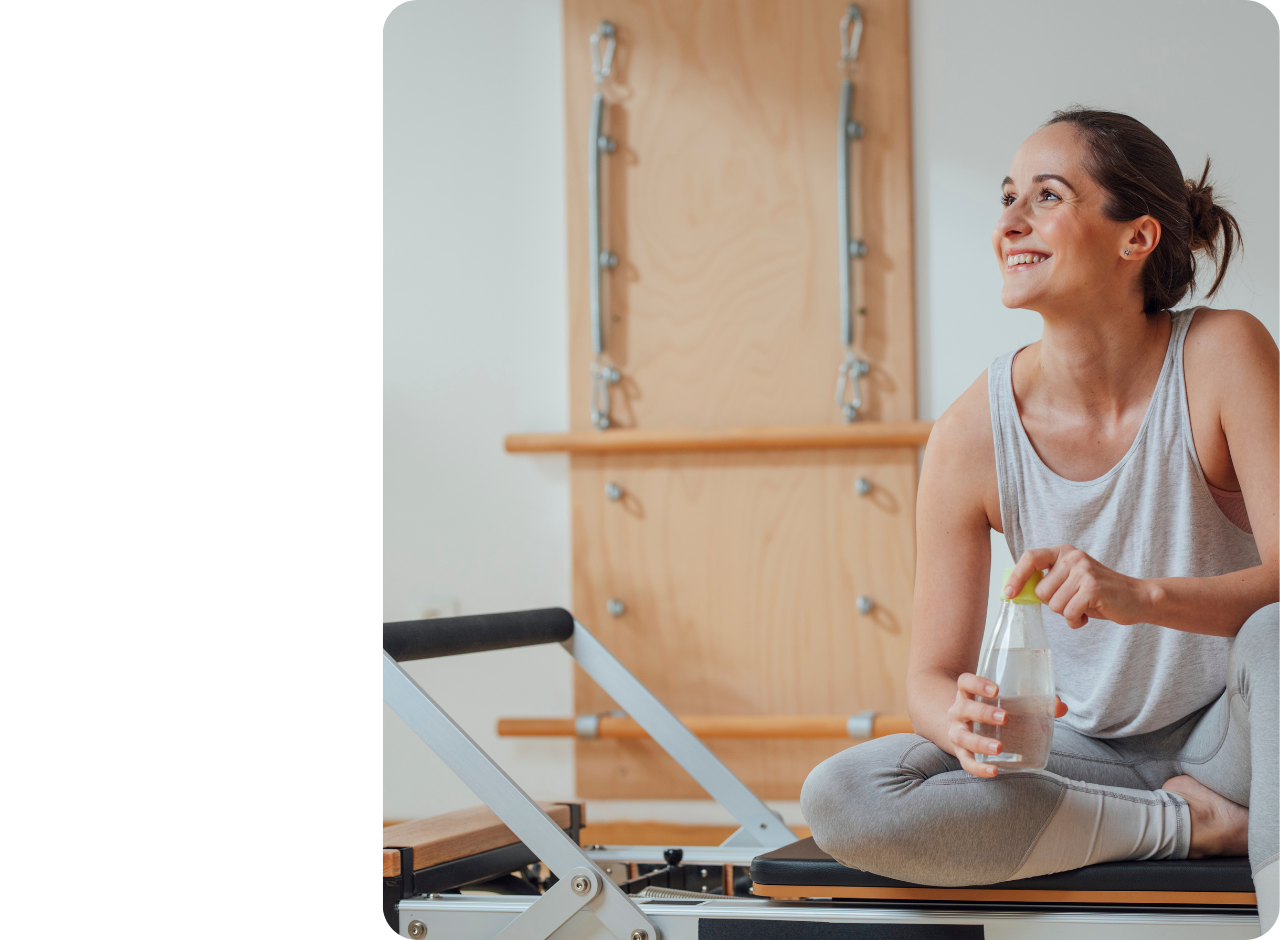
[[989, 308, 1260, 738]]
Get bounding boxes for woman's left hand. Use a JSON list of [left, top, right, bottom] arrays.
[[1006, 546, 1155, 628]]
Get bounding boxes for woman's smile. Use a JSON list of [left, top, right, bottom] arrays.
[[1005, 251, 1051, 270]]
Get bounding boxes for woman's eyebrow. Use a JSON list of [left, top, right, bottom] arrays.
[[1033, 173, 1076, 192], [1001, 173, 1077, 192]]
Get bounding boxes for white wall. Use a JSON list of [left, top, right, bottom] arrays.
[[385, 0, 1278, 821], [383, 0, 575, 820]]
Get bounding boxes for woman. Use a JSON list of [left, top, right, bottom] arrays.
[[801, 108, 1279, 929]]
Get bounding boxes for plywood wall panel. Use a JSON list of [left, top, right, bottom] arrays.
[[571, 448, 916, 798], [560, 0, 917, 799], [563, 0, 916, 431]]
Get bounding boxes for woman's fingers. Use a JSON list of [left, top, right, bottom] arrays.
[[954, 697, 1006, 726], [952, 673, 1004, 778], [1006, 547, 1059, 597], [1034, 546, 1078, 600], [955, 744, 999, 778], [1054, 694, 1069, 717], [1061, 587, 1094, 628], [956, 672, 997, 698], [953, 726, 1003, 756]]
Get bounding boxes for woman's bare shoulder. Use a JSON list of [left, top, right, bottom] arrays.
[[1185, 307, 1277, 356], [921, 370, 1000, 527], [928, 369, 996, 458], [1184, 307, 1278, 398]]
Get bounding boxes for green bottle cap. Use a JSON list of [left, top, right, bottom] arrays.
[[1001, 567, 1044, 604]]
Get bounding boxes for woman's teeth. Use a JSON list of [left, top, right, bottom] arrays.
[[1007, 253, 1048, 267]]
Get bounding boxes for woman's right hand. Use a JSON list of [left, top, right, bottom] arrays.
[[946, 674, 1068, 777], [947, 673, 1007, 777]]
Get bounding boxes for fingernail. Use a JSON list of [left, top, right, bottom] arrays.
[[1004, 586, 1014, 597], [993, 710, 1006, 722], [985, 684, 996, 695], [989, 742, 999, 753]]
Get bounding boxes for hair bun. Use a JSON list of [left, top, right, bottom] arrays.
[[1185, 159, 1223, 254]]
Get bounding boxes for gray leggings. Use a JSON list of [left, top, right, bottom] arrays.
[[800, 603, 1278, 888]]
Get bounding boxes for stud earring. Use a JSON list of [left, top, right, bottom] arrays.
[[1124, 250, 1131, 256]]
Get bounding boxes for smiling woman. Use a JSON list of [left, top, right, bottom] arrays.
[[800, 107, 1280, 930]]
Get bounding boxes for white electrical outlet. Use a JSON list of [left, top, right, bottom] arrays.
[[420, 596, 458, 619]]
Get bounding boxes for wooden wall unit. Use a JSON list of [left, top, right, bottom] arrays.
[[557, 0, 918, 800]]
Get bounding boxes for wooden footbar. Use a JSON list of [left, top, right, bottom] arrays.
[[505, 422, 933, 455], [498, 715, 914, 739]]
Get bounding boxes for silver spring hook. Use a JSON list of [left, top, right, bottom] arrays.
[[836, 350, 869, 423], [591, 360, 621, 430], [591, 21, 616, 86], [840, 5, 863, 72]]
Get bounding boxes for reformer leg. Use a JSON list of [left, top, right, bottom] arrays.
[[383, 653, 656, 940]]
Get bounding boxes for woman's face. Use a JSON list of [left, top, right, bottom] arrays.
[[992, 123, 1135, 313]]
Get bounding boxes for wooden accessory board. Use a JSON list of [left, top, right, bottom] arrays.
[[561, 0, 918, 799]]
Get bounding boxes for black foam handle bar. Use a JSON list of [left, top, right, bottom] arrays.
[[383, 608, 576, 662]]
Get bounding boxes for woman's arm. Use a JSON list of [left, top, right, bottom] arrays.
[[1005, 310, 1279, 637], [908, 372, 1069, 776]]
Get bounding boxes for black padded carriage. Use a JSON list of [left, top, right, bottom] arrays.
[[750, 838, 1256, 909]]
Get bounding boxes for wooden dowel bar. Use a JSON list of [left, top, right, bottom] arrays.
[[496, 715, 913, 740], [504, 422, 933, 455]]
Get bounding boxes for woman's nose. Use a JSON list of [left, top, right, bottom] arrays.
[[998, 202, 1028, 238]]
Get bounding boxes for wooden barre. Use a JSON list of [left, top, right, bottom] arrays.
[[497, 715, 914, 740], [503, 422, 933, 455]]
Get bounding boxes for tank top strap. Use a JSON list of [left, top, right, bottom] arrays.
[[987, 346, 1023, 554], [1161, 306, 1200, 444]]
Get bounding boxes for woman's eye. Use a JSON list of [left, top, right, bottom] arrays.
[[1001, 192, 1015, 207], [1039, 189, 1060, 202]]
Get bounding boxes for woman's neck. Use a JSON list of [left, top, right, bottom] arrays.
[[1026, 300, 1172, 419]]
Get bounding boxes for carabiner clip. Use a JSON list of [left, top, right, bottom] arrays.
[[840, 5, 863, 72], [835, 350, 869, 423], [591, 21, 616, 86], [591, 360, 621, 430]]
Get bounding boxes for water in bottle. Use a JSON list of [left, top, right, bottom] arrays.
[[973, 567, 1056, 771]]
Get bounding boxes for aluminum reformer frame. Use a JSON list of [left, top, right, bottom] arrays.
[[384, 612, 795, 940], [384, 611, 1260, 940]]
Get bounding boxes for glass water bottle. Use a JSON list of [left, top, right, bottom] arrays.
[[973, 567, 1056, 770]]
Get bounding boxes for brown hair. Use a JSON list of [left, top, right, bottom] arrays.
[[1044, 107, 1242, 313]]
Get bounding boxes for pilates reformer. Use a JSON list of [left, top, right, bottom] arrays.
[[383, 608, 1260, 939]]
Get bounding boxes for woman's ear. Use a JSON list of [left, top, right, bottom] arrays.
[[1122, 216, 1161, 260]]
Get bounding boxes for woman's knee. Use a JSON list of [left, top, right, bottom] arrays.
[[1230, 603, 1279, 691], [800, 734, 945, 868]]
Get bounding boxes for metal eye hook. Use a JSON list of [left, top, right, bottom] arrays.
[[840, 5, 863, 72], [591, 21, 616, 86], [836, 350, 869, 423]]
